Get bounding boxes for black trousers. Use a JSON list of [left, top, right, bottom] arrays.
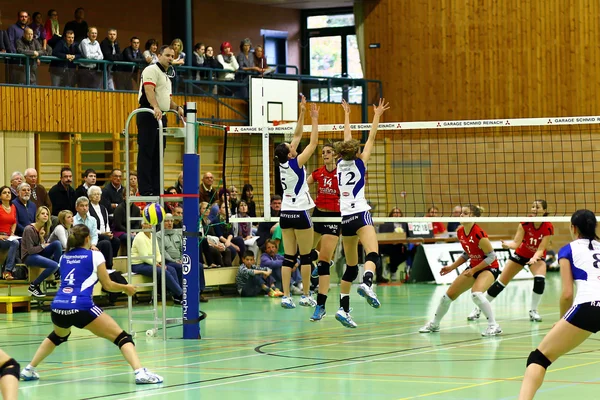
[[136, 111, 167, 196]]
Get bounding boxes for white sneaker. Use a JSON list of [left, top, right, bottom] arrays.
[[299, 295, 317, 307], [335, 308, 358, 328], [357, 283, 381, 308], [391, 272, 398, 281], [529, 310, 542, 322], [290, 285, 303, 295], [135, 367, 163, 384], [20, 366, 39, 381], [281, 296, 296, 309], [467, 307, 481, 321], [419, 321, 440, 333], [481, 323, 502, 337]]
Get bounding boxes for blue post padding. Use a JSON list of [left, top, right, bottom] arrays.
[[182, 153, 201, 339]]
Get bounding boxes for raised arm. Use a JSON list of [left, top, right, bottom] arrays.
[[341, 99, 352, 142], [297, 103, 320, 167], [289, 95, 306, 152], [359, 98, 390, 164]]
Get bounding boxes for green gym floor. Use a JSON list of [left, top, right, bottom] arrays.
[[3, 274, 597, 399]]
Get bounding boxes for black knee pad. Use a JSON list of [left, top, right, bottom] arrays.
[[487, 280, 506, 298], [299, 253, 312, 266], [310, 249, 319, 261], [526, 348, 552, 369], [0, 358, 20, 380], [282, 254, 296, 268], [48, 331, 71, 346], [342, 265, 359, 282], [365, 252, 381, 268], [317, 260, 330, 276], [533, 276, 546, 295], [114, 331, 135, 349]]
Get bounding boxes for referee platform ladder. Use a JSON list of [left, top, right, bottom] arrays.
[[122, 108, 188, 340]]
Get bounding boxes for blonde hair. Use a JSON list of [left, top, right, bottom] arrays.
[[58, 210, 73, 228], [334, 140, 361, 161], [464, 204, 485, 217], [35, 206, 52, 237], [171, 38, 183, 56]]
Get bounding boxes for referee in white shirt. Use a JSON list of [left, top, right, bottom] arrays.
[[137, 45, 185, 196]]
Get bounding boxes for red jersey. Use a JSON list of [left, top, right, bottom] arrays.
[[515, 222, 554, 258], [0, 204, 16, 235], [457, 224, 499, 269], [311, 166, 340, 212], [432, 222, 446, 235]]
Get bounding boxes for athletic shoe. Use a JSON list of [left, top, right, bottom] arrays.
[[391, 272, 398, 281], [20, 366, 39, 381], [273, 288, 284, 297], [357, 283, 381, 308], [311, 265, 319, 279], [290, 285, 303, 295], [281, 296, 296, 309], [529, 310, 542, 322], [335, 308, 357, 328], [481, 323, 503, 337], [310, 305, 326, 321], [467, 307, 481, 321], [135, 368, 163, 384], [28, 284, 45, 298], [418, 321, 440, 333], [299, 295, 317, 307]]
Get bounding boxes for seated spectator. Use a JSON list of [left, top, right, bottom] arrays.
[[171, 205, 183, 229], [232, 200, 258, 256], [62, 7, 88, 43], [112, 191, 141, 248], [241, 183, 256, 217], [48, 210, 73, 250], [192, 43, 205, 80], [171, 38, 185, 66], [121, 36, 144, 90], [100, 29, 122, 90], [77, 26, 103, 89], [131, 221, 183, 304], [212, 201, 246, 262], [12, 182, 37, 236], [29, 12, 48, 51], [88, 185, 120, 257], [101, 168, 124, 214], [210, 188, 233, 216], [0, 186, 19, 281], [203, 46, 221, 94], [9, 171, 24, 201], [128, 172, 146, 210], [49, 30, 80, 87], [426, 205, 447, 236], [48, 167, 76, 216], [256, 195, 281, 249], [24, 168, 52, 211], [253, 45, 268, 72], [379, 207, 408, 282], [73, 196, 113, 270], [44, 9, 61, 47], [142, 38, 158, 65], [74, 168, 97, 199], [199, 172, 216, 204], [15, 28, 45, 85], [260, 239, 302, 294], [236, 251, 281, 297], [229, 185, 239, 212], [7, 10, 29, 54], [174, 171, 183, 194], [200, 201, 229, 267], [21, 206, 61, 297], [447, 205, 462, 232]]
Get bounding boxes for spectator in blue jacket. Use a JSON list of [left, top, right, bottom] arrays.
[[12, 183, 36, 236]]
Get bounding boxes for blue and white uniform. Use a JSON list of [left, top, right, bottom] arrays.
[[337, 158, 373, 236], [279, 158, 314, 229], [558, 239, 600, 333], [51, 248, 106, 329]]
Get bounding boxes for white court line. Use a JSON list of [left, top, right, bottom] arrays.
[[19, 372, 132, 390]]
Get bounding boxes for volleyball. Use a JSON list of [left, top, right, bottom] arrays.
[[143, 203, 166, 225]]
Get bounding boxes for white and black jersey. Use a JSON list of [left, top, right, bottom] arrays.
[[279, 158, 315, 211], [337, 158, 370, 216]]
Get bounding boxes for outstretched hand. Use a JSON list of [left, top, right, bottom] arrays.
[[341, 99, 351, 115], [300, 94, 307, 112], [310, 103, 320, 119], [373, 98, 390, 116]]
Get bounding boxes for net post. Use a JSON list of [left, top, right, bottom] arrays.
[[182, 101, 201, 339], [262, 125, 271, 220]]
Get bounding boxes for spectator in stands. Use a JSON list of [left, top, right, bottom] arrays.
[[236, 250, 281, 297], [22, 206, 61, 297], [88, 186, 120, 258], [73, 196, 114, 269], [48, 209, 73, 250], [172, 205, 183, 229], [256, 195, 281, 249], [15, 28, 44, 85], [50, 30, 80, 87], [74, 168, 96, 199], [232, 200, 258, 256], [228, 185, 239, 214], [253, 45, 268, 72], [164, 187, 179, 214], [143, 38, 158, 65], [12, 182, 36, 236], [192, 43, 205, 80], [0, 11, 10, 53], [44, 9, 61, 46], [131, 221, 183, 304], [9, 171, 24, 201], [236, 38, 257, 98], [426, 205, 447, 236], [100, 29, 122, 90], [379, 207, 408, 282], [260, 239, 302, 294], [216, 41, 239, 94], [202, 45, 221, 94], [211, 188, 233, 215], [174, 171, 183, 193], [112, 190, 140, 247], [78, 26, 103, 89], [199, 172, 216, 203], [48, 167, 76, 216], [101, 168, 124, 214], [212, 201, 245, 263], [121, 36, 144, 90], [200, 201, 229, 267], [447, 205, 462, 232], [7, 10, 29, 54], [129, 172, 139, 196], [170, 38, 185, 66], [24, 168, 51, 211], [0, 186, 19, 281], [62, 7, 87, 43], [157, 214, 182, 263], [241, 183, 256, 217], [29, 12, 47, 51]]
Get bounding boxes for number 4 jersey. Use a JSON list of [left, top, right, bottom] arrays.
[[52, 248, 106, 310], [337, 158, 370, 216]]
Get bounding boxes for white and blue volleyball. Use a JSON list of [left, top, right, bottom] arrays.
[[143, 203, 166, 225]]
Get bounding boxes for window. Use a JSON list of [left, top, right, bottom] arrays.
[[307, 13, 355, 29]]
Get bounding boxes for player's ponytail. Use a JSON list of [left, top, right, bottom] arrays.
[[465, 204, 484, 217], [570, 209, 599, 249], [274, 143, 290, 164], [66, 225, 90, 252]]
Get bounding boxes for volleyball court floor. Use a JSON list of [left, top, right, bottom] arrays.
[[4, 273, 597, 399]]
